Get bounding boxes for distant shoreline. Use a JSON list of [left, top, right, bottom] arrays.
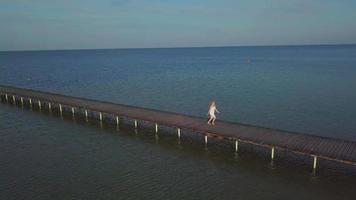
[[1, 43, 356, 53]]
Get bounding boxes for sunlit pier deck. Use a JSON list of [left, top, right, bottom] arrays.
[[1, 85, 356, 171]]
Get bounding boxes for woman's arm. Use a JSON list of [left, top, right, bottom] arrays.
[[215, 107, 220, 113]]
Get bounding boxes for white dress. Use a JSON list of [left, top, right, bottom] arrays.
[[209, 106, 216, 118]]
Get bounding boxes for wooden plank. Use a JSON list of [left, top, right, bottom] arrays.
[[346, 142, 356, 161], [301, 137, 324, 154], [346, 143, 356, 161], [322, 140, 338, 157], [299, 136, 315, 153], [311, 137, 329, 155], [322, 139, 341, 157], [292, 136, 313, 153], [332, 141, 349, 160], [337, 141, 353, 160], [352, 146, 356, 161], [340, 142, 355, 161]]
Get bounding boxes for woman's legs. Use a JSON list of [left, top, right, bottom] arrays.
[[212, 116, 216, 125], [207, 116, 213, 125]]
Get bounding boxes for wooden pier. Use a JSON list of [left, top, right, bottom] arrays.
[[1, 85, 356, 171]]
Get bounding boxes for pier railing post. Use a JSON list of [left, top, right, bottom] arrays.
[[235, 140, 239, 153], [177, 128, 181, 139], [85, 110, 88, 120], [313, 156, 318, 171], [271, 147, 275, 161]]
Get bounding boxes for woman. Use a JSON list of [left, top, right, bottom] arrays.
[[207, 101, 220, 125]]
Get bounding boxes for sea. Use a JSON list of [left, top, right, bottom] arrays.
[[1, 45, 356, 199]]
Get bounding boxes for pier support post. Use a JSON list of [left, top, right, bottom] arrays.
[[59, 104, 62, 113], [99, 112, 103, 121], [12, 95, 16, 104], [21, 97, 24, 105], [29, 98, 32, 106], [72, 107, 75, 116], [235, 140, 239, 153], [313, 156, 318, 170], [48, 103, 52, 111], [155, 123, 158, 133], [38, 100, 41, 109], [271, 147, 275, 161], [5, 94, 8, 102], [85, 109, 88, 118], [177, 128, 181, 139], [116, 116, 119, 125], [205, 135, 208, 145], [134, 120, 138, 129]]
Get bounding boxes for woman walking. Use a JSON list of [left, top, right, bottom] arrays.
[[207, 101, 220, 125]]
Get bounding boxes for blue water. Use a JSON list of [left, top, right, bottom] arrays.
[[1, 45, 356, 200], [1, 45, 356, 140]]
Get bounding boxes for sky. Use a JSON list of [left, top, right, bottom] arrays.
[[1, 0, 356, 51]]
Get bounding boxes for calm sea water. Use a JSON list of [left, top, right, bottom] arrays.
[[1, 45, 356, 199]]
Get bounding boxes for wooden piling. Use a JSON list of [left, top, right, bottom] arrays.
[[235, 140, 239, 153], [177, 128, 181, 139], [116, 116, 119, 125], [313, 156, 318, 170], [155, 123, 158, 133], [271, 147, 275, 160]]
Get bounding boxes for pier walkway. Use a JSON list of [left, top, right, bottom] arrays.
[[1, 85, 356, 169]]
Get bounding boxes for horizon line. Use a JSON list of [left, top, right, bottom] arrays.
[[1, 42, 356, 52]]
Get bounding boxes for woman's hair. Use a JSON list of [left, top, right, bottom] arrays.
[[209, 101, 216, 108]]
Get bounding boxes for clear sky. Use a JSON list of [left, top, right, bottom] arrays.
[[1, 0, 356, 51]]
